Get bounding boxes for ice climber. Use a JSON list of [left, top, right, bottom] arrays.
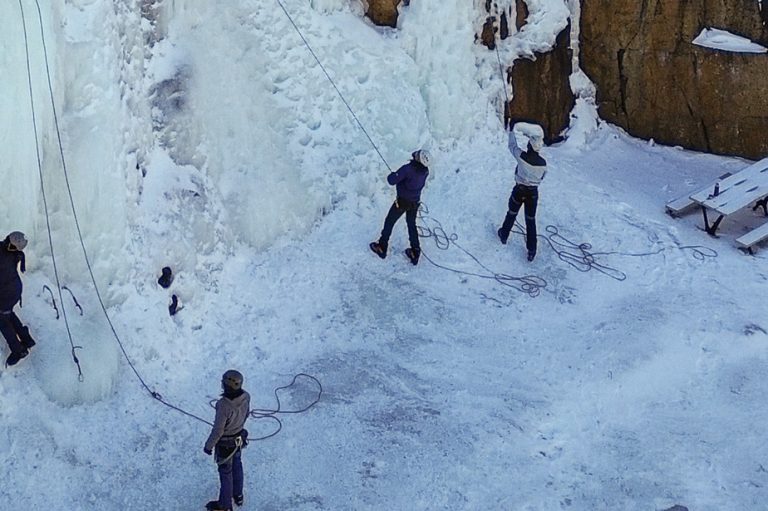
[[0, 231, 36, 367], [369, 149, 431, 265], [205, 369, 251, 511], [497, 125, 547, 261]]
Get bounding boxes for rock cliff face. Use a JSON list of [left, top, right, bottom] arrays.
[[506, 1, 573, 143], [480, 0, 575, 142], [581, 0, 768, 159]]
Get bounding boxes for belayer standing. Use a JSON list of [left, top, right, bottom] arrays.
[[369, 149, 431, 265], [204, 370, 251, 511], [497, 126, 547, 261], [0, 231, 36, 367]]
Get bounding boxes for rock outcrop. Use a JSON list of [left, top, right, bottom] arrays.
[[366, 0, 403, 28], [480, 0, 575, 142], [581, 0, 768, 159], [506, 1, 574, 143]]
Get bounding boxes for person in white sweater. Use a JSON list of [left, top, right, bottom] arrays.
[[497, 125, 548, 261]]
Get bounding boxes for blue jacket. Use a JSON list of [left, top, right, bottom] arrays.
[[0, 241, 24, 312], [387, 160, 429, 202]]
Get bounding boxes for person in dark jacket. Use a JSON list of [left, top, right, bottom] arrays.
[[369, 149, 431, 265], [497, 127, 548, 261], [205, 370, 251, 511], [0, 231, 36, 367]]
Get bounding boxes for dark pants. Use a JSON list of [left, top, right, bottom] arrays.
[[216, 443, 243, 508], [500, 184, 539, 253], [379, 198, 420, 251], [0, 310, 32, 355]]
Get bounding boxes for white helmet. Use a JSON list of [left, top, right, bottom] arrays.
[[412, 149, 431, 167]]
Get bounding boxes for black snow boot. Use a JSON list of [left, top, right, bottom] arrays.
[[18, 326, 35, 350], [369, 241, 387, 259], [5, 349, 29, 367], [497, 227, 509, 245], [205, 501, 231, 511], [234, 495, 244, 507], [527, 250, 536, 262], [405, 248, 420, 266]]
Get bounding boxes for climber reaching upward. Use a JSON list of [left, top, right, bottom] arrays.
[[497, 124, 548, 262]]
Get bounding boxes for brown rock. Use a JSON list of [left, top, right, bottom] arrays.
[[366, 0, 402, 28], [499, 10, 510, 40], [515, 0, 529, 31], [507, 22, 575, 143], [476, 0, 574, 140], [581, 0, 768, 159], [478, 1, 514, 49], [481, 16, 497, 49]]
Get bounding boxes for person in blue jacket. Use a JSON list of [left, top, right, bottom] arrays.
[[370, 149, 431, 265], [0, 231, 36, 367]]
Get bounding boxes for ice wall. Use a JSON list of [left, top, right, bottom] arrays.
[[400, 0, 490, 141], [0, 0, 150, 404], [1, 0, 54, 270], [152, 2, 324, 248]]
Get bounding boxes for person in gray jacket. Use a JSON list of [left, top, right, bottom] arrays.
[[204, 370, 251, 511], [497, 127, 548, 261]]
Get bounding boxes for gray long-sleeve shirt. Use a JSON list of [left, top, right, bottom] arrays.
[[205, 391, 251, 451]]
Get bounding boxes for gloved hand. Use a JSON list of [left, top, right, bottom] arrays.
[[204, 447, 212, 456]]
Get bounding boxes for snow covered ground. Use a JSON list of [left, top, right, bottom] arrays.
[[1, 1, 767, 510]]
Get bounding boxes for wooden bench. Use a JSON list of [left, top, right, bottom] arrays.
[[736, 221, 768, 252]]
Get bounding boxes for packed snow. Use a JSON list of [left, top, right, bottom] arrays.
[[693, 27, 768, 53], [1, 0, 767, 510]]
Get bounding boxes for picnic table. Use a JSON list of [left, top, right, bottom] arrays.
[[667, 157, 768, 251]]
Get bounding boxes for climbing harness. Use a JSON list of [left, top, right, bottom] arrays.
[[215, 435, 244, 466]]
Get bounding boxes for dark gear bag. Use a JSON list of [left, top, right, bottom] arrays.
[[395, 197, 419, 212]]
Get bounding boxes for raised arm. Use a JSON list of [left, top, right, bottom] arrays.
[[387, 163, 410, 186], [508, 131, 522, 159]]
